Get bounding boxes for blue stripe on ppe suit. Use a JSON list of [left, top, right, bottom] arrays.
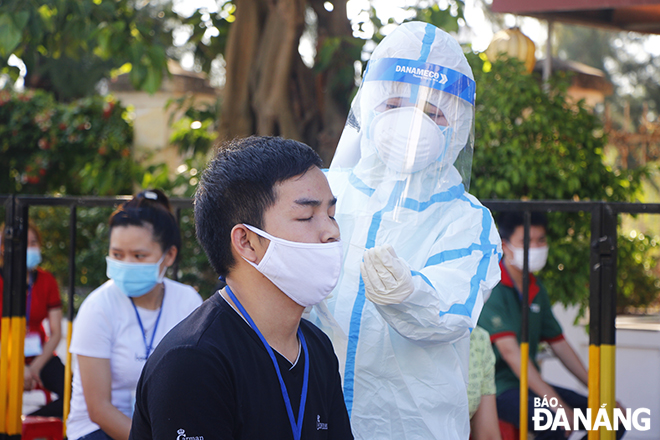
[[342, 176, 500, 415]]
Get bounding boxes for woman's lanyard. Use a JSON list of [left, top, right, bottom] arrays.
[[26, 271, 36, 325], [130, 288, 165, 360], [225, 285, 309, 440]]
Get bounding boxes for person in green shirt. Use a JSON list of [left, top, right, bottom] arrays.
[[478, 212, 619, 439]]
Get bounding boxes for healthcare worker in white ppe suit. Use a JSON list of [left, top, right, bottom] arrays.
[[311, 21, 502, 439]]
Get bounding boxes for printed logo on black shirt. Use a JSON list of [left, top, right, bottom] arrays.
[[177, 428, 204, 440], [316, 415, 328, 430]]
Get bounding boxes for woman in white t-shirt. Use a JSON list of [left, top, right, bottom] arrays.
[[67, 190, 203, 440]]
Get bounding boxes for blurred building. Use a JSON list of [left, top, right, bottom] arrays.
[[108, 60, 219, 174], [534, 57, 613, 108]]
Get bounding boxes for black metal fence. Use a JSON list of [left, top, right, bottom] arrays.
[[1, 195, 659, 440]]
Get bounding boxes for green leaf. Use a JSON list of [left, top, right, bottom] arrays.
[[0, 64, 20, 81], [37, 5, 56, 32], [129, 64, 147, 90], [0, 13, 24, 57], [142, 65, 162, 94]]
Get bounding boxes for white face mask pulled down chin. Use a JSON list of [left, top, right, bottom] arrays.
[[507, 243, 549, 273], [241, 224, 343, 307]]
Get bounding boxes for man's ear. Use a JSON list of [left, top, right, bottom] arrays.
[[231, 224, 259, 263]]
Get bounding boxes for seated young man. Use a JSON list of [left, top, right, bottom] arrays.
[[129, 136, 353, 440], [478, 211, 624, 440]]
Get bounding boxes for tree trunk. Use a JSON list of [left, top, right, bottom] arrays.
[[218, 0, 355, 165], [251, 0, 307, 140], [219, 0, 267, 139], [309, 0, 354, 165]]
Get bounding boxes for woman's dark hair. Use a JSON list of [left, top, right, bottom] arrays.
[[109, 189, 181, 255], [195, 136, 323, 277], [496, 211, 548, 242]]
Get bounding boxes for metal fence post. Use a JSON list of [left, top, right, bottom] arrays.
[[599, 205, 618, 440], [1, 196, 28, 440], [588, 204, 602, 440], [519, 211, 531, 440], [63, 205, 77, 437], [589, 202, 618, 440]]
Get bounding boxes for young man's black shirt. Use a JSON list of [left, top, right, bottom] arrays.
[[129, 291, 353, 440]]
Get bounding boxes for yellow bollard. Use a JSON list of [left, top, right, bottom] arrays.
[[519, 342, 529, 440], [588, 344, 601, 440], [63, 319, 74, 437], [7, 316, 26, 435]]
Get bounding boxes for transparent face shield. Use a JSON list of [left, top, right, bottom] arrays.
[[330, 57, 475, 222], [334, 58, 474, 181]]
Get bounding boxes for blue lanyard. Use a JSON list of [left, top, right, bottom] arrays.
[[26, 271, 36, 325], [130, 288, 165, 360], [225, 285, 309, 440]]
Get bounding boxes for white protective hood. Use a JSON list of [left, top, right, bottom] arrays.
[[331, 20, 476, 195]]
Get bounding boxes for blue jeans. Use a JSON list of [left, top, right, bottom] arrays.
[[76, 429, 114, 440], [497, 385, 625, 440]]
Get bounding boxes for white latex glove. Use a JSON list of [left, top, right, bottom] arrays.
[[361, 244, 414, 305]]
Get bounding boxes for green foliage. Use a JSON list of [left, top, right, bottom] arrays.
[[617, 232, 660, 313], [467, 54, 657, 311], [138, 95, 221, 199], [469, 55, 643, 202], [166, 95, 220, 158], [410, 1, 464, 33], [173, 3, 234, 74], [0, 88, 218, 305], [30, 205, 115, 305], [0, 89, 136, 195], [177, 210, 217, 299], [0, 0, 175, 99]]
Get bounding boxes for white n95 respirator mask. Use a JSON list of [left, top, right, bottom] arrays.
[[242, 224, 343, 307], [508, 244, 549, 273], [370, 106, 451, 174]]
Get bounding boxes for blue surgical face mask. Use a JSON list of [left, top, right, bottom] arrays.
[[27, 248, 42, 270], [106, 254, 166, 298]]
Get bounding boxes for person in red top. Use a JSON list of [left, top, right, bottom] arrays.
[[1, 220, 65, 417]]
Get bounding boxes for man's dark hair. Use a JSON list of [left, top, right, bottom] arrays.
[[496, 211, 548, 242], [194, 136, 323, 277]]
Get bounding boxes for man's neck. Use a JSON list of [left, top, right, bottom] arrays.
[[224, 267, 304, 363]]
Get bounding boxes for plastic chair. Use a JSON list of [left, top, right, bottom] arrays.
[[22, 416, 63, 440], [498, 419, 520, 440]]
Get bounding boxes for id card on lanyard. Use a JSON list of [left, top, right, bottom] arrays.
[[25, 271, 43, 357]]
